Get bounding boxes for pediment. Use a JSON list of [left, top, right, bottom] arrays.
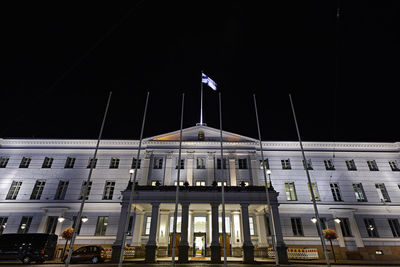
[[146, 125, 257, 142]]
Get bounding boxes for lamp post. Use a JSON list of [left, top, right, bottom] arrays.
[[311, 217, 340, 262], [128, 169, 134, 183], [266, 169, 272, 187]]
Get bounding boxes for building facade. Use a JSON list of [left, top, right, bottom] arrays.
[[0, 125, 399, 262]]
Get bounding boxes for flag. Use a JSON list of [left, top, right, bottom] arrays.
[[202, 73, 217, 90]]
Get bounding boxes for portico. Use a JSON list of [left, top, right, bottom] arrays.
[[111, 184, 289, 264]]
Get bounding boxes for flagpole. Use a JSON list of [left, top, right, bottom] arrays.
[[218, 92, 227, 266], [200, 72, 204, 125], [253, 94, 279, 266], [289, 94, 331, 267], [118, 92, 150, 267], [172, 93, 185, 266], [65, 91, 112, 267]]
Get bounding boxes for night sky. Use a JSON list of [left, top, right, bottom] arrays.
[[1, 1, 399, 142]]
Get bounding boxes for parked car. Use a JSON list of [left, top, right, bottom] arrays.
[[62, 245, 106, 264], [0, 233, 58, 264]]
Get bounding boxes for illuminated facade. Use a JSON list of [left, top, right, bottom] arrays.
[[0, 125, 399, 262]]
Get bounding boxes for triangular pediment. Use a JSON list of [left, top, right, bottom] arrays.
[[146, 125, 257, 142]]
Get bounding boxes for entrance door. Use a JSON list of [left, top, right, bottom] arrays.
[[219, 233, 231, 256], [193, 233, 206, 257], [168, 233, 180, 256]]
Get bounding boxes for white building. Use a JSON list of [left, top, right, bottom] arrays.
[[0, 125, 399, 263]]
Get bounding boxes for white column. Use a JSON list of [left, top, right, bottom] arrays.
[[188, 211, 193, 247], [158, 210, 169, 247], [37, 209, 48, 233], [130, 211, 144, 246], [232, 211, 242, 247], [207, 152, 215, 185], [229, 154, 237, 186], [186, 152, 194, 185], [349, 212, 364, 248], [140, 152, 152, 185], [164, 152, 173, 185], [256, 211, 268, 247], [249, 153, 259, 186], [207, 211, 212, 246]]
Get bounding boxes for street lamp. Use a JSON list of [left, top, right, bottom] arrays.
[[266, 169, 272, 187], [311, 217, 341, 224], [129, 169, 135, 182], [58, 216, 89, 223]]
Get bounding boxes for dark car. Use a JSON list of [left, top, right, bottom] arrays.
[[62, 245, 106, 264], [0, 233, 58, 264]]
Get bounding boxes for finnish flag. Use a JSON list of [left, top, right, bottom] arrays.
[[202, 73, 217, 90]]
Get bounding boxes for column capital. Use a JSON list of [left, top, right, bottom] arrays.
[[145, 151, 153, 159], [240, 203, 250, 209], [166, 151, 174, 159], [151, 202, 160, 208], [181, 202, 190, 208], [207, 151, 215, 159], [228, 153, 236, 159], [186, 151, 195, 159]]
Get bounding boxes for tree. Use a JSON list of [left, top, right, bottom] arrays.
[[323, 228, 338, 262], [61, 227, 74, 258]]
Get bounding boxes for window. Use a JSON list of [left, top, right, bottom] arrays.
[[95, 216, 108, 236], [64, 157, 76, 168], [45, 216, 58, 234], [42, 157, 53, 168], [319, 218, 328, 230], [364, 218, 378, 237], [330, 183, 342, 201], [249, 217, 255, 236], [72, 216, 82, 235], [127, 216, 134, 236], [109, 157, 119, 169], [54, 180, 69, 200], [324, 159, 335, 170], [353, 183, 367, 202], [264, 215, 272, 236], [169, 216, 182, 233], [131, 157, 141, 169], [281, 159, 291, 170], [194, 216, 207, 233], [218, 217, 231, 233], [339, 218, 352, 237], [285, 182, 297, 201], [6, 181, 22, 200], [367, 160, 379, 171], [18, 216, 33, 234], [239, 181, 249, 186], [389, 161, 400, 171], [388, 219, 400, 237], [217, 158, 227, 169], [79, 181, 92, 200], [175, 159, 184, 169], [102, 181, 115, 200], [144, 216, 151, 235], [0, 217, 8, 234], [19, 157, 31, 168], [174, 181, 184, 186], [151, 181, 159, 186], [217, 181, 227, 187], [196, 157, 206, 169], [195, 180, 206, 186], [259, 159, 269, 170], [0, 156, 9, 168], [308, 183, 320, 201], [346, 160, 357, 171], [303, 159, 313, 170], [290, 217, 303, 236], [153, 157, 163, 169], [238, 158, 248, 169], [87, 158, 97, 168], [375, 183, 390, 202], [30, 180, 46, 200]]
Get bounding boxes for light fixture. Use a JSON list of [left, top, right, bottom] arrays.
[[311, 217, 317, 223], [334, 217, 341, 224], [58, 216, 65, 223], [21, 224, 26, 229], [129, 169, 135, 174], [1, 223, 6, 229], [81, 216, 88, 223], [369, 225, 374, 231], [266, 169, 272, 175]]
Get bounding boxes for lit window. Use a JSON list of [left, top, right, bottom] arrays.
[[353, 183, 367, 202], [364, 218, 378, 237], [195, 180, 206, 186], [0, 217, 8, 234], [174, 181, 184, 186], [285, 182, 297, 201], [217, 181, 227, 187], [218, 217, 231, 233], [95, 216, 108, 236], [249, 217, 255, 235], [259, 159, 269, 170], [145, 216, 151, 235], [18, 216, 33, 234], [308, 183, 320, 201], [169, 216, 182, 233]]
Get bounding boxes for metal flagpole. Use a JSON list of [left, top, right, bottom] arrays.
[[253, 94, 279, 266], [172, 93, 185, 266], [118, 92, 150, 267], [218, 92, 227, 266], [200, 72, 204, 125], [65, 91, 112, 267], [289, 94, 331, 267]]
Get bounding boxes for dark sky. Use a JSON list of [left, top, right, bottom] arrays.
[[1, 1, 399, 142]]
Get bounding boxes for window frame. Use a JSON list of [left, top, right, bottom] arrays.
[[238, 158, 248, 169], [19, 157, 31, 168], [346, 159, 357, 171], [54, 180, 69, 200], [281, 159, 291, 170], [6, 181, 23, 200], [353, 183, 367, 202], [64, 157, 76, 168], [285, 182, 297, 201], [94, 216, 108, 236], [290, 217, 304, 236], [30, 180, 46, 200], [42, 157, 53, 168], [196, 157, 206, 169], [102, 180, 116, 200], [0, 156, 9, 168], [330, 183, 343, 201]]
